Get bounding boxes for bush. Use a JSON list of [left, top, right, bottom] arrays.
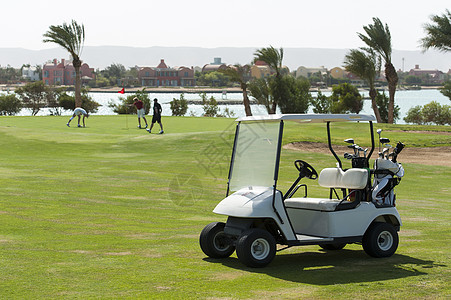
[[330, 83, 363, 114], [422, 101, 450, 125], [403, 105, 423, 124], [376, 92, 400, 123], [57, 88, 100, 114], [404, 101, 451, 125], [440, 81, 451, 101], [170, 93, 188, 116], [277, 76, 311, 114], [0, 94, 21, 116], [110, 89, 150, 115], [200, 93, 219, 117], [311, 90, 331, 113]]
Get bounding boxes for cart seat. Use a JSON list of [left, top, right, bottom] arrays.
[[318, 167, 368, 189], [284, 168, 368, 211], [285, 198, 341, 211]]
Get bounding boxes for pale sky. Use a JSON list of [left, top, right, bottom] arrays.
[[1, 0, 449, 51]]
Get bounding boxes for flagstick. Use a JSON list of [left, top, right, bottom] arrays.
[[118, 87, 129, 130]]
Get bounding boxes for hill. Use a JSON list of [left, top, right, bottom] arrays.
[[1, 46, 450, 72]]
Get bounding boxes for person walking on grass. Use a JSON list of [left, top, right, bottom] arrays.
[[67, 107, 89, 128], [147, 98, 164, 134], [133, 97, 148, 129]]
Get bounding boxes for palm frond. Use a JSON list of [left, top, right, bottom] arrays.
[[253, 46, 284, 74], [43, 20, 85, 59], [357, 18, 392, 62], [420, 9, 451, 52]]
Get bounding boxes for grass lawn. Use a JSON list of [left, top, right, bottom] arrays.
[[0, 115, 449, 299]]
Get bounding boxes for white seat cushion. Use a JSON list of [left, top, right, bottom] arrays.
[[285, 198, 341, 211], [318, 168, 368, 189]]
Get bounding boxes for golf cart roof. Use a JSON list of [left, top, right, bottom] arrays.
[[236, 114, 376, 123]]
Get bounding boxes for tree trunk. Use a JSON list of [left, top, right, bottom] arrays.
[[385, 62, 398, 124], [241, 83, 252, 116], [73, 58, 82, 108], [369, 87, 382, 123]]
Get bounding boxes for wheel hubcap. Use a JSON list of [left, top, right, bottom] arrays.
[[213, 232, 230, 251], [251, 238, 270, 260], [377, 230, 393, 251]]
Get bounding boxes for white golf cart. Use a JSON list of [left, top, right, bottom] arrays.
[[200, 114, 403, 268]]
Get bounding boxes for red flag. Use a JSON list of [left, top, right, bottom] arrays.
[[118, 88, 125, 94]]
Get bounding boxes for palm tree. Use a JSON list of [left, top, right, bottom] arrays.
[[43, 20, 85, 108], [218, 64, 252, 116], [420, 9, 451, 52], [343, 48, 382, 122], [358, 18, 397, 124], [254, 46, 284, 114], [248, 77, 272, 114]]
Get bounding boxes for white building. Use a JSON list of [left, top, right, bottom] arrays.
[[22, 66, 40, 81]]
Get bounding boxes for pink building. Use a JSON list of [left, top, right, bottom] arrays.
[[42, 58, 95, 86], [409, 65, 445, 84], [137, 59, 195, 87]]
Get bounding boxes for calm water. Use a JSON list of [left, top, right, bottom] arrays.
[[7, 89, 450, 124]]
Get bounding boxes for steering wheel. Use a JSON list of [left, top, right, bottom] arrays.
[[294, 160, 318, 180]]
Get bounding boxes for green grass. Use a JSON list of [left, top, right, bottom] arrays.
[[0, 115, 449, 299]]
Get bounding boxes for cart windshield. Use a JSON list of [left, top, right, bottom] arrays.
[[228, 121, 282, 192]]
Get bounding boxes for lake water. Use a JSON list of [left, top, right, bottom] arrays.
[[6, 89, 450, 124]]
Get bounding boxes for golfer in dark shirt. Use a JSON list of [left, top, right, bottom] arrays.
[[147, 98, 164, 134]]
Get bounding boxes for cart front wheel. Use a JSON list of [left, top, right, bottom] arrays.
[[236, 229, 276, 268], [200, 222, 235, 258], [362, 222, 399, 258]]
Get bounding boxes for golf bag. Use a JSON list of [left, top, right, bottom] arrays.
[[372, 158, 404, 206]]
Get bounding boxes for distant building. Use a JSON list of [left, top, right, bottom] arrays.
[[296, 66, 327, 79], [409, 65, 445, 84], [330, 67, 346, 79], [22, 66, 40, 81], [201, 57, 227, 73], [42, 58, 95, 86], [250, 60, 272, 78], [137, 59, 195, 87]]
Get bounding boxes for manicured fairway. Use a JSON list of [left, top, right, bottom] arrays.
[[0, 115, 449, 299]]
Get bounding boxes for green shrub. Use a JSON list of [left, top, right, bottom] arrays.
[[200, 93, 219, 117], [311, 90, 331, 113], [404, 101, 451, 125], [170, 93, 188, 116], [376, 91, 400, 123], [110, 88, 150, 115], [0, 93, 21, 116], [330, 83, 363, 114]]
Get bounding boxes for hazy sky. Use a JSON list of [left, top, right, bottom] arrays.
[[2, 0, 449, 51]]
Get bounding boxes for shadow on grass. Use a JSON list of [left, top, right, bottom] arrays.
[[204, 249, 446, 285]]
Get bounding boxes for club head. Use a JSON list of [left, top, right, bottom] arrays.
[[380, 138, 390, 144], [344, 138, 354, 144]]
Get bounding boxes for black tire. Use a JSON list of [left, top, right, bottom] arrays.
[[236, 229, 276, 268], [199, 222, 235, 258], [362, 222, 399, 258], [319, 243, 346, 250]]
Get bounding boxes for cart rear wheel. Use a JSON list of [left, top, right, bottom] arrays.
[[199, 222, 235, 258], [362, 222, 399, 258], [319, 243, 346, 250], [236, 229, 276, 268]]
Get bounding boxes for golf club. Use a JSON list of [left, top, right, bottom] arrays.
[[391, 141, 405, 163], [382, 144, 392, 159], [344, 152, 353, 160], [377, 129, 382, 152]]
